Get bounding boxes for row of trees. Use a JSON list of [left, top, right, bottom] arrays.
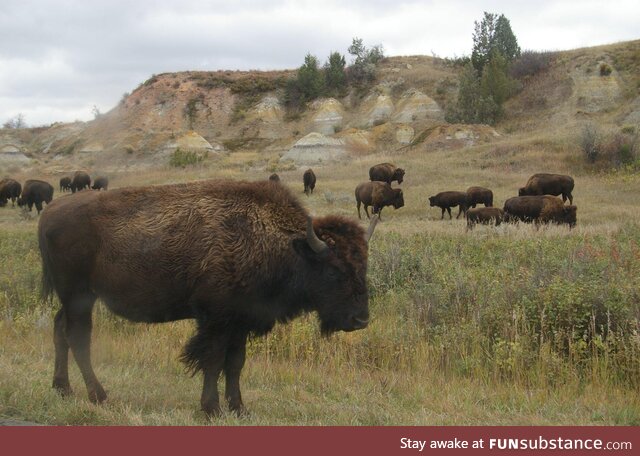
[[284, 38, 384, 111], [447, 12, 521, 125]]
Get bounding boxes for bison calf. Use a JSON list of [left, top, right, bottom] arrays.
[[91, 176, 109, 191], [504, 195, 576, 227], [59, 177, 72, 192], [428, 191, 468, 219], [466, 207, 504, 230], [355, 181, 404, 221]]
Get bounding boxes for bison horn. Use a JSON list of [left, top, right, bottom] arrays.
[[306, 216, 329, 253], [365, 214, 379, 243]]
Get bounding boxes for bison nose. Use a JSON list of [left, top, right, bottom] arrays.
[[350, 315, 369, 330]]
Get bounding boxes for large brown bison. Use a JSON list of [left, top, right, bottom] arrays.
[[91, 176, 109, 191], [0, 178, 22, 207], [503, 195, 577, 227], [38, 180, 378, 417], [70, 171, 91, 193], [518, 173, 575, 204], [369, 163, 405, 185], [466, 186, 493, 208], [59, 177, 72, 192], [17, 179, 53, 214], [428, 191, 468, 219], [355, 181, 404, 221], [466, 207, 504, 230], [303, 169, 316, 195]]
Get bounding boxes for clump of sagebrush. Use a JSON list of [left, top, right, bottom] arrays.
[[169, 148, 206, 168]]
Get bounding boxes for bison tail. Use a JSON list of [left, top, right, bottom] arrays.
[[38, 227, 55, 304]]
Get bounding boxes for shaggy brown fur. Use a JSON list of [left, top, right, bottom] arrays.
[[369, 163, 405, 185], [39, 179, 376, 417], [504, 195, 577, 227], [428, 191, 468, 219], [0, 178, 22, 207], [466, 207, 504, 230], [303, 169, 316, 195], [518, 173, 575, 204], [466, 186, 493, 208], [17, 179, 53, 214], [355, 181, 404, 221], [70, 171, 91, 193]]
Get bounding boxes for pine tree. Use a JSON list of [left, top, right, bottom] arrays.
[[471, 12, 520, 74], [296, 53, 325, 102], [324, 51, 347, 97]]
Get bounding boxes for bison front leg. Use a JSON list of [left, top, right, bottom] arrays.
[[224, 329, 248, 416]]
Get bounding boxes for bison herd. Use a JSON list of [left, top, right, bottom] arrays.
[[0, 171, 108, 215], [1, 162, 578, 419]]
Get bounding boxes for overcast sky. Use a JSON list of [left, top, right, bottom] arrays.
[[1, 0, 639, 126]]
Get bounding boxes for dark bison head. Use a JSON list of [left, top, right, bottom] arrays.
[[428, 196, 436, 207], [518, 187, 528, 196], [392, 189, 405, 209], [562, 205, 577, 227], [292, 215, 377, 335], [393, 168, 406, 184], [17, 197, 25, 207]]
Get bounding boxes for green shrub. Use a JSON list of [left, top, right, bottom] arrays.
[[600, 63, 612, 76], [169, 148, 206, 167]]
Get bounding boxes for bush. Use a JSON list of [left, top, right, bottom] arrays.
[[580, 123, 600, 163], [510, 50, 554, 79], [600, 63, 612, 76], [169, 148, 206, 167]]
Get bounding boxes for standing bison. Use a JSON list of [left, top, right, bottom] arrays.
[[518, 173, 574, 205], [369, 163, 405, 185], [59, 177, 72, 192], [428, 191, 468, 219], [504, 195, 577, 227], [355, 181, 404, 221], [17, 179, 53, 214], [70, 171, 91, 193], [0, 178, 22, 207], [466, 186, 493, 208], [91, 176, 109, 191], [466, 207, 504, 230], [39, 180, 378, 417], [303, 169, 316, 195]]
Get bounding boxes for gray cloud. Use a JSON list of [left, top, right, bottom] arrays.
[[1, 0, 638, 125]]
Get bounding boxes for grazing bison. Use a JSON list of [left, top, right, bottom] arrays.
[[268, 173, 280, 182], [503, 195, 577, 227], [70, 171, 91, 193], [18, 180, 54, 214], [428, 191, 468, 219], [59, 177, 72, 192], [39, 180, 378, 417], [369, 163, 405, 185], [466, 186, 493, 208], [355, 181, 404, 221], [0, 178, 22, 207], [466, 207, 504, 230], [91, 176, 109, 191], [518, 173, 574, 205], [303, 169, 316, 196]]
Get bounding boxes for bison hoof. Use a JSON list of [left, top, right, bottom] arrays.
[[52, 379, 73, 397], [229, 402, 249, 417], [88, 385, 107, 404]]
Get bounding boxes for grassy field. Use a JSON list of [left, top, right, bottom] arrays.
[[1, 132, 639, 425]]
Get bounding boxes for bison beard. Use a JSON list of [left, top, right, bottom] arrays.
[[38, 179, 377, 418]]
